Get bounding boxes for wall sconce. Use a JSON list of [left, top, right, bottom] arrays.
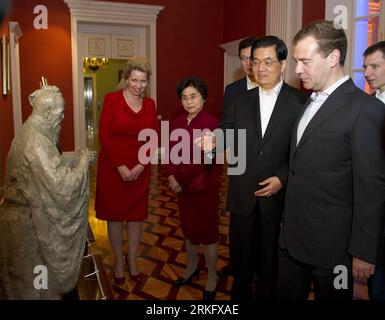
[[83, 57, 109, 72]]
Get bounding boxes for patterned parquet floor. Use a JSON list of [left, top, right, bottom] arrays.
[[85, 162, 369, 301], [87, 164, 233, 300]]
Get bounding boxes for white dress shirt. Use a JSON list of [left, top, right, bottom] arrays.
[[376, 90, 385, 104], [259, 80, 283, 137], [247, 75, 259, 91], [296, 75, 350, 146]]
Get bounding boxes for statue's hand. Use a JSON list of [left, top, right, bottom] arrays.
[[77, 148, 97, 166], [85, 150, 97, 165]]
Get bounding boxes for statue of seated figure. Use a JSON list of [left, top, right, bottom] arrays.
[[0, 81, 96, 299]]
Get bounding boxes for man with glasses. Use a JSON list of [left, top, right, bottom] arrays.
[[221, 36, 307, 300], [221, 37, 259, 139], [363, 40, 385, 300], [222, 36, 259, 116]]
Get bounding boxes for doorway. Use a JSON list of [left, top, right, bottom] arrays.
[[83, 73, 97, 150], [83, 59, 127, 151], [64, 0, 163, 151]]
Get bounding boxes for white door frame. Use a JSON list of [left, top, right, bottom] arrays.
[[64, 0, 163, 150], [9, 21, 23, 136], [219, 38, 244, 89]]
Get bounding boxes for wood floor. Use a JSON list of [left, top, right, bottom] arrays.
[[85, 164, 232, 300], [82, 163, 369, 301]]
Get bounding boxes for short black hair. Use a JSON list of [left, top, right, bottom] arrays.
[[251, 36, 288, 61], [176, 76, 207, 100], [238, 36, 258, 57], [363, 41, 385, 59]]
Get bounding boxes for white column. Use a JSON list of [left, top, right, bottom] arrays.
[[266, 0, 303, 88], [219, 38, 244, 89]]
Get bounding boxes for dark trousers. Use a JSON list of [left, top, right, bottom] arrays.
[[367, 265, 385, 300], [277, 249, 353, 300], [230, 204, 280, 300]]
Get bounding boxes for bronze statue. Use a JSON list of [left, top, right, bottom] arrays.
[[0, 80, 96, 299]]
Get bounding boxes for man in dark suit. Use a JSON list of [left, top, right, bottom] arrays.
[[278, 20, 385, 300], [363, 40, 385, 300], [219, 35, 258, 279], [222, 36, 258, 117], [221, 36, 306, 300]]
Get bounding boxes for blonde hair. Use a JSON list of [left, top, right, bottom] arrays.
[[117, 57, 152, 90]]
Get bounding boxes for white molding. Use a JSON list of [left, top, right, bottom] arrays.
[[266, 0, 303, 88], [65, 0, 164, 21], [220, 38, 241, 56], [9, 21, 23, 136], [220, 38, 244, 88], [79, 25, 146, 59], [64, 0, 164, 150], [381, 1, 385, 40]]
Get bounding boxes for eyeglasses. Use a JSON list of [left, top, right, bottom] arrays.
[[240, 56, 252, 62], [181, 94, 200, 103], [252, 58, 280, 68]]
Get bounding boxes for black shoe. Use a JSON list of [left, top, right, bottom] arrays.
[[203, 289, 216, 300], [218, 264, 233, 278], [174, 267, 200, 286]]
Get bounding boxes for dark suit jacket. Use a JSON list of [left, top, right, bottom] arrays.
[[221, 77, 248, 124], [280, 79, 385, 268], [372, 92, 385, 267], [221, 82, 307, 218]]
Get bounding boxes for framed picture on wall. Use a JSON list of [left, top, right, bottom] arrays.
[[88, 38, 105, 56], [116, 39, 133, 57]]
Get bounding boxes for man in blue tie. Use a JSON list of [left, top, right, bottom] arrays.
[[363, 40, 385, 300]]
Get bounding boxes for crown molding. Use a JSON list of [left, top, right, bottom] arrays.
[[64, 0, 164, 22]]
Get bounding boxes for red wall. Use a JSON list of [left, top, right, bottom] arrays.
[[223, 0, 266, 42], [302, 0, 325, 26], [11, 0, 228, 153], [10, 0, 307, 156], [0, 17, 14, 175], [110, 0, 225, 121]]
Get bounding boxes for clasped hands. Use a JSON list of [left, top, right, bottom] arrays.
[[168, 175, 182, 193], [117, 164, 144, 182], [353, 257, 375, 280]]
